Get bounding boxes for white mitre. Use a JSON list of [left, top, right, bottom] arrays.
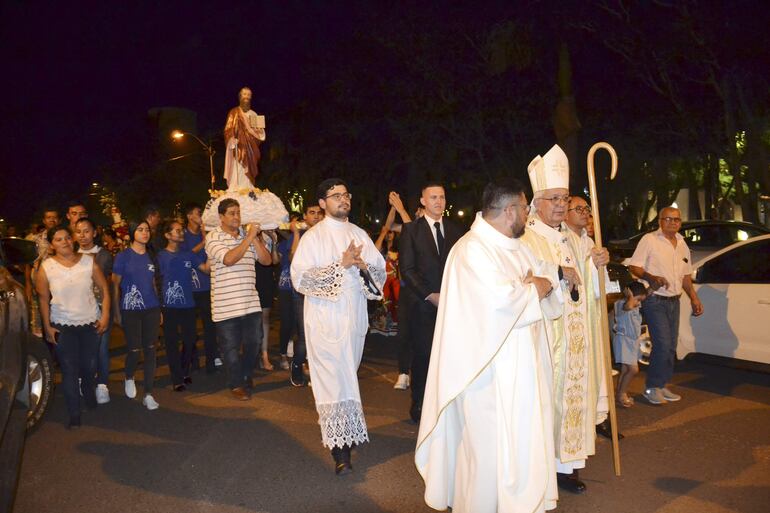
[[527, 144, 569, 193]]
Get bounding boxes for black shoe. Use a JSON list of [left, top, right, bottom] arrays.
[[67, 417, 81, 430], [183, 376, 192, 385], [173, 384, 187, 392], [331, 445, 353, 475], [409, 400, 422, 424], [596, 419, 624, 440], [289, 373, 307, 387], [556, 471, 586, 494]]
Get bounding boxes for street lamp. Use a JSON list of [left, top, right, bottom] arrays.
[[170, 130, 216, 189]]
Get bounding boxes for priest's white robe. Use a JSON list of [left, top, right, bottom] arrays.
[[519, 216, 607, 473], [415, 213, 561, 513], [291, 216, 386, 449]]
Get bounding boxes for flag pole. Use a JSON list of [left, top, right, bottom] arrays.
[[587, 141, 621, 476]]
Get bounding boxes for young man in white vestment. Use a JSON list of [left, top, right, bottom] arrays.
[[415, 179, 562, 513], [290, 178, 386, 475], [519, 144, 611, 494]]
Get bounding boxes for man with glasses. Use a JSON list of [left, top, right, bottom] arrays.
[[520, 144, 611, 495], [416, 178, 560, 512], [629, 207, 703, 405], [290, 178, 386, 475]]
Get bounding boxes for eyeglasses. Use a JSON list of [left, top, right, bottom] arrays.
[[568, 206, 591, 214], [506, 203, 532, 214], [538, 195, 570, 205], [325, 192, 352, 201], [661, 217, 681, 223]]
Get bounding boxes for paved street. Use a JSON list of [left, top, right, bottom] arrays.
[[12, 327, 770, 513]]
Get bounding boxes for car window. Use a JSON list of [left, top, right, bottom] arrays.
[[725, 225, 768, 244], [680, 225, 728, 248], [698, 239, 770, 284]]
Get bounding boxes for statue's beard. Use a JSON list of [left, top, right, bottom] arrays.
[[240, 100, 251, 111]]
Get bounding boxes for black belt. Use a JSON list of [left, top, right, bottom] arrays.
[[653, 294, 681, 301]]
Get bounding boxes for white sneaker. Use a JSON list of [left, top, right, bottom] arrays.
[[96, 384, 110, 404], [124, 379, 137, 399], [394, 373, 410, 390], [279, 356, 290, 370], [214, 357, 223, 367], [660, 387, 681, 402], [142, 394, 159, 410], [287, 340, 294, 358]]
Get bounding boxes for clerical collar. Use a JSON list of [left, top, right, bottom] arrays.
[[324, 216, 349, 227]]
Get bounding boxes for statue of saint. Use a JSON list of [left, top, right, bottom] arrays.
[[223, 87, 266, 189]]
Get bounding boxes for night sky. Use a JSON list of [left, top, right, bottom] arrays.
[[1, 1, 768, 228]]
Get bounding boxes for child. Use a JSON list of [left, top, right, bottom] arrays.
[[613, 280, 648, 407]]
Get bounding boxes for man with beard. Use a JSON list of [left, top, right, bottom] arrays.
[[519, 145, 611, 494], [416, 179, 561, 513], [290, 178, 386, 475], [223, 86, 266, 189]]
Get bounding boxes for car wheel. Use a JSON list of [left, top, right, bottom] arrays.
[[26, 339, 53, 431]]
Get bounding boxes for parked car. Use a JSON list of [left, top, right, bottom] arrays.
[[608, 220, 770, 265], [0, 237, 54, 512], [677, 234, 770, 365]]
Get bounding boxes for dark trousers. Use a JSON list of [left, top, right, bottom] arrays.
[[408, 302, 438, 405], [215, 312, 262, 389], [642, 294, 681, 389], [192, 291, 219, 371], [122, 308, 160, 394], [162, 307, 197, 385], [278, 290, 307, 371], [395, 294, 413, 374], [53, 323, 99, 421]]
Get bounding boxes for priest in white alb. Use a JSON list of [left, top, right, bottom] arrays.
[[291, 178, 386, 475], [519, 144, 610, 494], [416, 179, 562, 513]]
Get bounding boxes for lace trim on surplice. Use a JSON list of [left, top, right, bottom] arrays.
[[317, 399, 369, 449], [359, 263, 386, 300], [297, 262, 345, 300]]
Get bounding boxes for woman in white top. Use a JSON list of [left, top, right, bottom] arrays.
[[36, 225, 111, 429]]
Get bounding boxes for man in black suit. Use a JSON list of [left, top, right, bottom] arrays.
[[399, 183, 464, 423]]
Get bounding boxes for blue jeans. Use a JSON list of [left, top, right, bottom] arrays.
[[642, 294, 681, 389], [215, 312, 262, 389], [97, 327, 111, 386], [53, 323, 100, 421]]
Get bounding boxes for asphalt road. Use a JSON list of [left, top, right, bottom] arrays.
[[12, 328, 770, 513]]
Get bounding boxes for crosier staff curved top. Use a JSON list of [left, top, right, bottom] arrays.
[[587, 141, 621, 476]]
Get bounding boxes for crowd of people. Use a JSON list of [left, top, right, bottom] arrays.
[[4, 142, 706, 512]]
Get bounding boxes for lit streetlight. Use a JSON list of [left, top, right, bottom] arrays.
[[171, 130, 216, 189]]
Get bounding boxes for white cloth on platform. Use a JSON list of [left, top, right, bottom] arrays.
[[416, 212, 561, 513], [290, 216, 386, 449]]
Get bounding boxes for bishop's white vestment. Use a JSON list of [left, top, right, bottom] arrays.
[[415, 213, 561, 513], [291, 216, 386, 449], [519, 216, 608, 473]]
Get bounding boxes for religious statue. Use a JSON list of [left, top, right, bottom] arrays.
[[223, 87, 266, 189]]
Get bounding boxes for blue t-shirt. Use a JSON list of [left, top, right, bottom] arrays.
[[179, 228, 211, 292], [277, 236, 293, 291], [113, 248, 160, 311], [158, 249, 203, 309]]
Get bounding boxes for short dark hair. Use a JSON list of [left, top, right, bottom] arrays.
[[46, 224, 71, 244], [66, 200, 85, 210], [74, 217, 97, 231], [421, 182, 445, 194], [317, 178, 349, 201], [42, 207, 59, 216], [218, 198, 239, 215], [628, 280, 647, 297], [481, 179, 527, 216], [184, 202, 202, 216], [141, 204, 160, 220], [304, 203, 321, 214]]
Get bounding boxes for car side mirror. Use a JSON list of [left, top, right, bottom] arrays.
[[0, 237, 38, 266], [692, 268, 702, 284]]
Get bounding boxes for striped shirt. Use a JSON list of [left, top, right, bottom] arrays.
[[205, 226, 261, 322]]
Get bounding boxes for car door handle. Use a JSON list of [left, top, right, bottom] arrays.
[[759, 299, 770, 305]]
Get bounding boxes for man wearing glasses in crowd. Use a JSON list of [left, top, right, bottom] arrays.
[[290, 178, 386, 475], [519, 144, 611, 495], [629, 206, 704, 405]]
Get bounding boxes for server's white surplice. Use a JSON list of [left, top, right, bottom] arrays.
[[291, 216, 385, 449]]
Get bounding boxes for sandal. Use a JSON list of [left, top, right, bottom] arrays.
[[616, 394, 634, 408]]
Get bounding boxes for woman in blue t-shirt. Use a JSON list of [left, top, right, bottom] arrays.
[[158, 220, 208, 391], [113, 220, 162, 410]]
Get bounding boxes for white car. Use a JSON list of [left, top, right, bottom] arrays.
[[677, 234, 770, 364]]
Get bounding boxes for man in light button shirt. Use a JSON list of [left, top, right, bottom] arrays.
[[629, 206, 703, 405]]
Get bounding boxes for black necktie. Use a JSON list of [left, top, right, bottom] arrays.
[[434, 221, 444, 257]]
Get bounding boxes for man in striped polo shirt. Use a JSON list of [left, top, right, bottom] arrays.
[[205, 198, 272, 400]]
